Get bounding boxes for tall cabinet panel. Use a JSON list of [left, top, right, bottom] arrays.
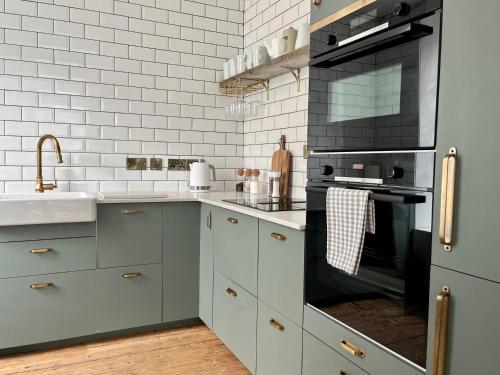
[[199, 203, 214, 328], [432, 0, 500, 282]]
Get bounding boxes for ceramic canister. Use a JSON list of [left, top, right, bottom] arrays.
[[283, 27, 298, 53]]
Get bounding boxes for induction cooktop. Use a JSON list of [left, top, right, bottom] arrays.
[[222, 197, 306, 212]]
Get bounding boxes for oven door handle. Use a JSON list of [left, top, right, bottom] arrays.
[[310, 22, 433, 68], [305, 186, 426, 204]]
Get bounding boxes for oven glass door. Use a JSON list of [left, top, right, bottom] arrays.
[[305, 186, 432, 369], [308, 12, 440, 152]]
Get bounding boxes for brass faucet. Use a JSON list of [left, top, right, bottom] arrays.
[[35, 134, 63, 193]]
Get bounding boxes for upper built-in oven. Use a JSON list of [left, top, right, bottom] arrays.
[[308, 0, 442, 152]]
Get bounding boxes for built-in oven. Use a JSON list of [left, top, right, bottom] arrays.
[[308, 0, 442, 152], [305, 0, 442, 372]]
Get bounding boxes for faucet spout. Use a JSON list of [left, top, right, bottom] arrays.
[[35, 134, 63, 193]]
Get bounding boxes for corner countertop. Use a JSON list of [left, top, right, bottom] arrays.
[[96, 191, 306, 231]]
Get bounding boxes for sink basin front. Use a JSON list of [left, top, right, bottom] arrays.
[[0, 192, 97, 226]]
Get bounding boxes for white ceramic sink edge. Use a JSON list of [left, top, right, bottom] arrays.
[[0, 192, 97, 226]]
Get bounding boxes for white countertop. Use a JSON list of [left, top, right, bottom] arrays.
[[96, 191, 306, 231]]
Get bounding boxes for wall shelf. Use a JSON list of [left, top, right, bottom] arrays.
[[219, 45, 310, 96]]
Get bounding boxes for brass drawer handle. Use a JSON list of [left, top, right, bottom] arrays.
[[439, 147, 457, 252], [120, 209, 141, 215], [30, 282, 53, 289], [432, 286, 450, 375], [122, 272, 142, 278], [227, 217, 238, 224], [225, 287, 237, 297], [313, 0, 321, 7], [340, 340, 364, 358], [271, 232, 287, 241], [29, 247, 52, 254], [269, 318, 285, 331], [340, 372, 347, 375]]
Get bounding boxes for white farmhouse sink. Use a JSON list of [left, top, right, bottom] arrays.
[[0, 192, 96, 226]]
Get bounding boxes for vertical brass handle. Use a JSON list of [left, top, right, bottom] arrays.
[[432, 286, 450, 375], [30, 282, 53, 289], [439, 147, 457, 252], [120, 209, 140, 215], [225, 287, 237, 297], [269, 318, 285, 331], [271, 232, 287, 241], [340, 340, 364, 358], [207, 211, 212, 229], [29, 248, 52, 254], [313, 0, 321, 7], [122, 272, 142, 278], [227, 217, 238, 224]]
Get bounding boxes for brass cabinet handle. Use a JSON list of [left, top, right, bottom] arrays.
[[269, 318, 285, 331], [207, 211, 212, 229], [225, 287, 237, 297], [271, 232, 287, 241], [432, 286, 450, 375], [30, 282, 53, 289], [339, 372, 347, 375], [439, 147, 457, 251], [340, 340, 365, 358], [313, 0, 321, 6], [120, 209, 140, 215], [121, 272, 142, 278], [227, 217, 238, 224], [29, 247, 52, 254]]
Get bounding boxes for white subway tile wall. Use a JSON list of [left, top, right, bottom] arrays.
[[0, 0, 244, 193], [243, 0, 310, 198]]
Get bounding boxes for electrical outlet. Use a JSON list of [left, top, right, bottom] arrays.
[[186, 159, 198, 170], [168, 158, 200, 171]]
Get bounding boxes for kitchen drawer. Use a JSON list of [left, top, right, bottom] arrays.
[[97, 203, 162, 268], [0, 270, 96, 349], [0, 222, 95, 243], [213, 208, 258, 295], [257, 301, 302, 375], [258, 220, 304, 325], [303, 331, 368, 375], [96, 264, 162, 332], [213, 271, 257, 374], [304, 305, 423, 375], [0, 237, 96, 278]]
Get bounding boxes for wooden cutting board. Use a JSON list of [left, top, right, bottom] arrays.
[[271, 135, 291, 198]]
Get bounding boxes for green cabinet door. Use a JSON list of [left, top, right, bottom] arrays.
[[425, 266, 500, 375], [213, 207, 258, 295], [258, 220, 304, 325], [310, 0, 359, 26], [96, 264, 162, 332], [432, 0, 500, 282], [303, 331, 368, 375], [0, 270, 96, 349], [97, 203, 162, 268], [257, 301, 302, 375], [163, 202, 200, 323], [199, 203, 214, 328]]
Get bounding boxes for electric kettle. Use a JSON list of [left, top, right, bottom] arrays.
[[188, 159, 216, 192]]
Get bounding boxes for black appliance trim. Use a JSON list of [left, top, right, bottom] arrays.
[[310, 22, 433, 68], [306, 185, 427, 204]]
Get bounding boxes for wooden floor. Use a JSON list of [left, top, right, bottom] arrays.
[[0, 324, 251, 375]]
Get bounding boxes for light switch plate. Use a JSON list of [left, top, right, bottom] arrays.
[[150, 158, 163, 170], [127, 158, 147, 170]]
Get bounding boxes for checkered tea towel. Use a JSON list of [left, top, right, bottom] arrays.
[[326, 187, 375, 275]]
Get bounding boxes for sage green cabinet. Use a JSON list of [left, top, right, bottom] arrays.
[[0, 237, 96, 278], [431, 0, 500, 283], [310, 0, 358, 26], [0, 270, 96, 349], [97, 203, 162, 268], [303, 331, 368, 375], [163, 202, 200, 323], [199, 204, 214, 328], [258, 220, 304, 325], [425, 266, 500, 375], [213, 208, 258, 295], [96, 264, 162, 332], [0, 222, 95, 243], [257, 301, 302, 375], [213, 271, 257, 374]]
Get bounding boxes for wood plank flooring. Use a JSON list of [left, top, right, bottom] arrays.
[[0, 324, 251, 375]]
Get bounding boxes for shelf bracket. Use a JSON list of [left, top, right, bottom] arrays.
[[264, 80, 269, 100], [288, 68, 301, 92]]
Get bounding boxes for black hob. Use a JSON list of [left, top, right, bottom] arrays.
[[222, 197, 306, 212]]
